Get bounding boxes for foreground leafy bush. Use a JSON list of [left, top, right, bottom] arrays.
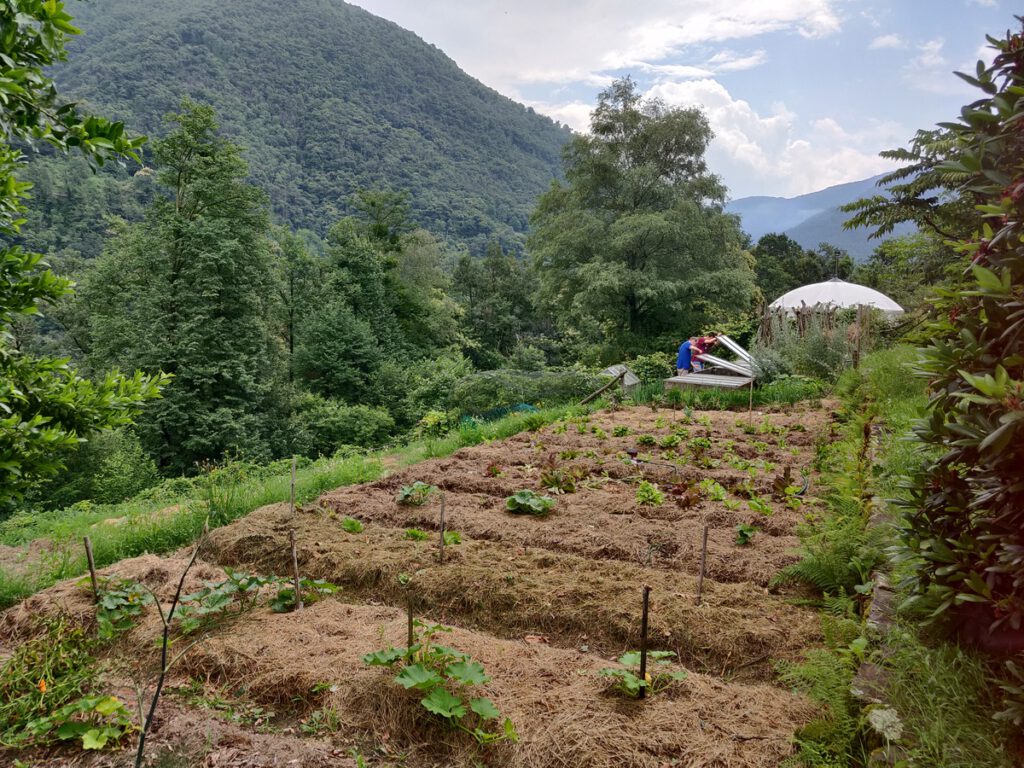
[[890, 29, 1024, 647]]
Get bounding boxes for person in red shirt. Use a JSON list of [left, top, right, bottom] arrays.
[[690, 334, 719, 372]]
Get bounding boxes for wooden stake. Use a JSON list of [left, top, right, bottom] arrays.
[[747, 378, 754, 426], [83, 536, 99, 603], [638, 585, 651, 700], [289, 529, 303, 611], [438, 494, 446, 564], [695, 524, 709, 606], [407, 591, 415, 648], [290, 455, 297, 516]]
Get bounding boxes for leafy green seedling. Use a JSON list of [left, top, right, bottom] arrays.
[[636, 434, 657, 446], [658, 434, 681, 449], [341, 517, 364, 533], [405, 528, 430, 541], [748, 496, 773, 515], [735, 523, 758, 546], [397, 481, 438, 506], [505, 490, 555, 515], [443, 530, 462, 545], [698, 479, 728, 502], [599, 650, 687, 698], [635, 481, 665, 506], [612, 425, 631, 437]]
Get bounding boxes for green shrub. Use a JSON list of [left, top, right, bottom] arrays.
[[25, 429, 159, 511], [449, 369, 602, 415], [288, 393, 395, 456], [626, 353, 674, 383]]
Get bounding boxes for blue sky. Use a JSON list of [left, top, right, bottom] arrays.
[[349, 0, 1011, 199]]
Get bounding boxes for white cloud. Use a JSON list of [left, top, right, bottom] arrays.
[[642, 79, 897, 197], [349, 0, 839, 95], [869, 34, 905, 50], [968, 0, 996, 7], [707, 49, 768, 71]]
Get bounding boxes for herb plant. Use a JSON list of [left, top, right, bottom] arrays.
[[405, 528, 430, 541]]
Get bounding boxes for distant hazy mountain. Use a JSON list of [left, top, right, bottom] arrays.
[[726, 174, 915, 260]]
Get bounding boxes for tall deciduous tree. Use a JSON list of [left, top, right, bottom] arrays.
[[0, 0, 166, 504], [81, 103, 278, 473], [529, 78, 756, 360]]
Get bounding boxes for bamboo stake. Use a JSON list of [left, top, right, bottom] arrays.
[[83, 536, 99, 603], [289, 529, 303, 611], [638, 585, 651, 700], [695, 524, 709, 606]]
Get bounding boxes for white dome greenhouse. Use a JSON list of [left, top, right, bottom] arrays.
[[768, 278, 904, 315]]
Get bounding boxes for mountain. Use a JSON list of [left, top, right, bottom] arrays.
[[725, 174, 915, 260], [52, 0, 572, 252]]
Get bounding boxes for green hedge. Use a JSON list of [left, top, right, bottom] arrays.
[[448, 368, 602, 415]]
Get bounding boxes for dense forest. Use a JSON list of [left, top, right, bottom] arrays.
[[45, 0, 572, 253]]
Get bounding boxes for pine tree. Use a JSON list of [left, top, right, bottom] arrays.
[[81, 103, 279, 473]]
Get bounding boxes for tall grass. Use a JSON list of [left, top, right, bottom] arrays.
[[0, 403, 592, 608]]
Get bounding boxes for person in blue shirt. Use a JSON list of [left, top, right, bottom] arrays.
[[676, 338, 693, 375]]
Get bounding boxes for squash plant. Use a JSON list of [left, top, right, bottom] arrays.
[[505, 490, 555, 515], [891, 24, 1024, 647], [363, 620, 517, 745], [598, 650, 687, 698]]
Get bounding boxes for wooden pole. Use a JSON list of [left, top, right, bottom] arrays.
[[289, 529, 303, 611], [638, 585, 651, 699], [290, 455, 297, 516], [438, 494, 446, 564], [579, 370, 625, 406], [407, 590, 415, 648], [747, 378, 754, 426], [83, 536, 99, 603], [695, 524, 709, 606]]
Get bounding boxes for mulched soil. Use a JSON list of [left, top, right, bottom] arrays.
[[0, 403, 838, 767]]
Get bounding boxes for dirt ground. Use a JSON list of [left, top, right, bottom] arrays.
[[1, 403, 836, 767]]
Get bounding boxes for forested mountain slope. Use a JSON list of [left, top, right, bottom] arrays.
[[55, 0, 571, 251]]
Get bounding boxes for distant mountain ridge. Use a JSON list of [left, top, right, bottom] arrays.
[[725, 174, 915, 260], [54, 0, 572, 252]]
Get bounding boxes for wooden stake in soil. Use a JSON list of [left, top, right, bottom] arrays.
[[638, 585, 651, 700], [407, 591, 415, 648], [695, 524, 709, 606], [290, 455, 297, 516], [438, 493, 446, 564], [83, 536, 99, 603], [289, 529, 303, 611], [747, 378, 754, 425]]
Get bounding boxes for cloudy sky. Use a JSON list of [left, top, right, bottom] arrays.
[[349, 0, 1010, 200]]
